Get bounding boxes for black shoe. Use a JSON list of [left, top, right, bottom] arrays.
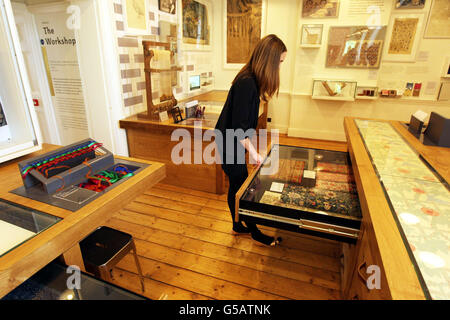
[[251, 231, 282, 247], [232, 222, 250, 234]]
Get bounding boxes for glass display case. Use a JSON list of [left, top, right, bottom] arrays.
[[312, 79, 357, 101], [0, 1, 42, 163], [238, 145, 362, 243], [2, 260, 147, 300], [300, 24, 323, 48], [0, 199, 61, 258], [355, 119, 450, 300]]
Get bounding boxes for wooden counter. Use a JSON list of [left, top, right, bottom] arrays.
[[120, 90, 268, 194], [344, 117, 449, 300], [0, 144, 165, 298]]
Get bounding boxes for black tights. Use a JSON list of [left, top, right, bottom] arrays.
[[225, 164, 259, 234], [223, 164, 277, 246]]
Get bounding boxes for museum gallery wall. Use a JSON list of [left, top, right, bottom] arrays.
[[113, 0, 215, 118], [111, 0, 450, 141]]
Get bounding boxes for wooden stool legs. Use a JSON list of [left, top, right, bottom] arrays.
[[131, 241, 145, 292]]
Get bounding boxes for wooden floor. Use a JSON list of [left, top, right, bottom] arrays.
[[105, 137, 347, 300]]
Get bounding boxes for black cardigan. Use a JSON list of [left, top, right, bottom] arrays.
[[215, 75, 260, 165]]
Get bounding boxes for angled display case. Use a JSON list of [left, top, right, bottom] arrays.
[[312, 79, 357, 101], [237, 144, 362, 243]]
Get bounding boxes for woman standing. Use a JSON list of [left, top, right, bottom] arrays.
[[215, 34, 287, 246]]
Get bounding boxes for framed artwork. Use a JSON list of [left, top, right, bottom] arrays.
[[302, 0, 339, 18], [395, 0, 426, 9], [223, 0, 267, 69], [300, 24, 323, 46], [326, 26, 387, 69], [383, 13, 424, 62], [122, 0, 149, 35], [424, 0, 450, 39], [180, 0, 212, 51], [159, 0, 176, 14]]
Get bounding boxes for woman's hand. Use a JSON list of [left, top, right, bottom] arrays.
[[250, 150, 264, 166]]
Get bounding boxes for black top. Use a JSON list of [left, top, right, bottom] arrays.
[[215, 75, 260, 165]]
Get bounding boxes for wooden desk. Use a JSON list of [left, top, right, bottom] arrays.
[[344, 117, 449, 300], [120, 90, 268, 194], [0, 144, 165, 298]]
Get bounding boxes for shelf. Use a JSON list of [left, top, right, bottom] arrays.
[[312, 96, 355, 101], [355, 96, 378, 100], [300, 44, 321, 48], [144, 66, 182, 73]]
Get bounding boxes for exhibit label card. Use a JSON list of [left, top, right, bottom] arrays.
[[270, 182, 285, 193]]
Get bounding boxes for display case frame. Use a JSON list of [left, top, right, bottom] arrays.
[[300, 24, 323, 48], [237, 144, 362, 244]]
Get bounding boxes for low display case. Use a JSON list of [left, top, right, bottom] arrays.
[[237, 144, 362, 243], [2, 260, 147, 300], [312, 79, 357, 101], [0, 199, 61, 258]]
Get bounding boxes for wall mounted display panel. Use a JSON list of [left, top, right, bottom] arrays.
[[180, 0, 212, 51], [326, 26, 387, 69], [224, 0, 266, 68], [424, 0, 450, 39], [383, 13, 424, 62], [301, 0, 340, 18]]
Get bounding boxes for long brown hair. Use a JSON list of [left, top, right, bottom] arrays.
[[232, 34, 287, 102]]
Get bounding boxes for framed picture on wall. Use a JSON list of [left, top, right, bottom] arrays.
[[300, 24, 323, 46], [159, 0, 176, 14], [383, 13, 424, 62], [122, 0, 149, 35], [424, 0, 450, 39], [395, 0, 426, 9], [180, 0, 212, 51], [326, 26, 387, 69], [223, 0, 267, 69], [302, 0, 340, 18]]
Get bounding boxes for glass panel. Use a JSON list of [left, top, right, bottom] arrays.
[[0, 3, 38, 159], [242, 145, 362, 221], [0, 199, 61, 258], [2, 261, 146, 300], [355, 119, 450, 300]]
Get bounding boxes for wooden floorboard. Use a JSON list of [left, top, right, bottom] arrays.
[[105, 185, 343, 300], [104, 136, 345, 300]]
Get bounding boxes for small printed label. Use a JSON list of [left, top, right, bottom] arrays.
[[270, 182, 284, 193], [303, 170, 316, 179]]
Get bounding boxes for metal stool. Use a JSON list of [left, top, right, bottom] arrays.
[[79, 226, 145, 292]]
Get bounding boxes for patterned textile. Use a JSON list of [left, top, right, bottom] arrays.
[[355, 119, 450, 299], [280, 184, 361, 217], [317, 171, 355, 183], [270, 159, 305, 184], [259, 184, 361, 218], [317, 162, 350, 174], [315, 180, 357, 194]]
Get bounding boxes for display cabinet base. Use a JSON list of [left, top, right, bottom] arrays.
[[10, 159, 149, 212], [239, 208, 359, 244]]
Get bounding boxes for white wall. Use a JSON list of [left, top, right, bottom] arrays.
[[212, 0, 450, 141]]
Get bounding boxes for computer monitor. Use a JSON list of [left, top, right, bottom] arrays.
[[189, 75, 200, 91]]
